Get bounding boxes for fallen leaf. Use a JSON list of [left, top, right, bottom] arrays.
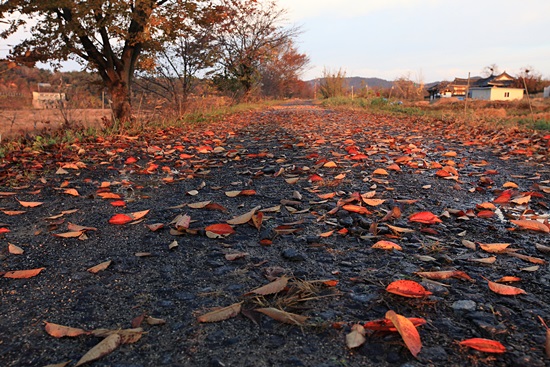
[[372, 240, 402, 251], [416, 270, 473, 281], [506, 252, 546, 264], [188, 201, 211, 209], [227, 206, 260, 225], [386, 280, 432, 298], [486, 278, 526, 296], [97, 192, 122, 199], [479, 243, 511, 253], [225, 252, 249, 261], [510, 195, 531, 205], [75, 333, 122, 366], [89, 328, 143, 344], [409, 211, 442, 224], [45, 322, 87, 338], [108, 214, 133, 225], [373, 168, 389, 175], [197, 302, 242, 323], [1, 210, 26, 215], [364, 317, 427, 331], [87, 260, 112, 274], [510, 219, 549, 233], [385, 310, 422, 357], [145, 316, 166, 325], [53, 231, 85, 238], [8, 243, 24, 255], [342, 204, 371, 215], [255, 308, 308, 325], [4, 267, 45, 279], [346, 324, 366, 349], [145, 223, 164, 232], [17, 200, 43, 208], [205, 223, 235, 235], [468, 256, 497, 264], [248, 276, 289, 296], [459, 338, 506, 353], [63, 188, 79, 196]]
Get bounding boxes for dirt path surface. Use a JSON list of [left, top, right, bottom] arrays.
[[1, 105, 549, 366]]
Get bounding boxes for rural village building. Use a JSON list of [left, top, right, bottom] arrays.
[[31, 83, 66, 109], [428, 72, 524, 101]]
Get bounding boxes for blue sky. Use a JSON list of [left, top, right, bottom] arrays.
[[278, 0, 550, 82]]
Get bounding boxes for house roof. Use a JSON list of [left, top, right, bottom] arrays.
[[473, 71, 515, 88]]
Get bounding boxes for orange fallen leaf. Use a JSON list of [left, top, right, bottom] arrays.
[[87, 260, 112, 274], [385, 310, 422, 357], [415, 270, 473, 281], [63, 188, 79, 196], [319, 230, 334, 238], [373, 168, 389, 175], [386, 280, 432, 298], [493, 190, 512, 204], [45, 322, 87, 338], [110, 200, 126, 207], [17, 200, 43, 208], [97, 192, 122, 199], [362, 198, 385, 206], [479, 243, 511, 254], [342, 204, 371, 215], [510, 195, 531, 205], [53, 231, 85, 238], [4, 267, 45, 279], [510, 219, 549, 233], [372, 240, 402, 251], [496, 276, 521, 283], [459, 338, 506, 353], [8, 243, 24, 255], [486, 278, 526, 296], [1, 210, 26, 215]]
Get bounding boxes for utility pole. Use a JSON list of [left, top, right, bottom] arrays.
[[522, 70, 535, 124]]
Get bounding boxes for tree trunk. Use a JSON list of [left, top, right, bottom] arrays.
[[108, 79, 133, 122]]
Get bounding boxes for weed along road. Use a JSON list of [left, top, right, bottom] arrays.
[[0, 105, 549, 366]]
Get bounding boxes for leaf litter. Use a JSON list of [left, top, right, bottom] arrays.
[[1, 105, 549, 366]]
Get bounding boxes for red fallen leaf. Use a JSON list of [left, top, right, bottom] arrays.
[[322, 280, 339, 287], [409, 211, 442, 224], [387, 163, 401, 171], [110, 200, 126, 207], [317, 192, 336, 200], [435, 169, 452, 178], [364, 317, 427, 331], [510, 219, 549, 233], [239, 189, 256, 196], [477, 210, 495, 218], [205, 223, 235, 235], [109, 214, 133, 225], [342, 204, 371, 215], [259, 239, 272, 246], [386, 310, 422, 357], [372, 240, 402, 251], [309, 174, 324, 182], [0, 227, 10, 234], [125, 157, 138, 164], [386, 280, 432, 298], [459, 338, 506, 353], [146, 223, 164, 232], [493, 189, 512, 204], [4, 267, 45, 279]]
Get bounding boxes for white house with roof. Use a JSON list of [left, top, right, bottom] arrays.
[[468, 72, 523, 101]]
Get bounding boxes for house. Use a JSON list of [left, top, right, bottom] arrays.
[[32, 91, 66, 109], [468, 72, 523, 101], [428, 71, 524, 101]]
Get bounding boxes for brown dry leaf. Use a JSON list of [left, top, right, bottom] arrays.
[[188, 201, 211, 209], [416, 270, 473, 281], [4, 267, 45, 279], [227, 206, 260, 225], [67, 223, 97, 232], [225, 252, 249, 261], [507, 252, 547, 264], [175, 214, 191, 230], [346, 324, 367, 349], [510, 219, 549, 233], [8, 243, 24, 255], [387, 224, 415, 234], [17, 200, 43, 208], [285, 177, 300, 184], [45, 322, 87, 338], [479, 243, 511, 254], [372, 240, 402, 251], [197, 302, 242, 323], [462, 239, 476, 250], [225, 190, 242, 197], [43, 362, 70, 367], [251, 211, 263, 230], [75, 333, 122, 367], [90, 328, 143, 344], [168, 240, 179, 250], [468, 256, 497, 264], [249, 276, 289, 296], [255, 308, 308, 325], [385, 310, 422, 357], [145, 223, 164, 232], [486, 279, 526, 296], [87, 260, 112, 274], [145, 316, 166, 325], [53, 231, 85, 238], [362, 198, 385, 206]]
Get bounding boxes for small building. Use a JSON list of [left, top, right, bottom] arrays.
[[468, 72, 523, 101], [32, 91, 66, 109], [428, 71, 524, 101]]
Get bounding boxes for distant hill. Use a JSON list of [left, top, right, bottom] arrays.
[[306, 76, 394, 89]]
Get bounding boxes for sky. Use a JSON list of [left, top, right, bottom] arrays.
[[277, 0, 550, 82]]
